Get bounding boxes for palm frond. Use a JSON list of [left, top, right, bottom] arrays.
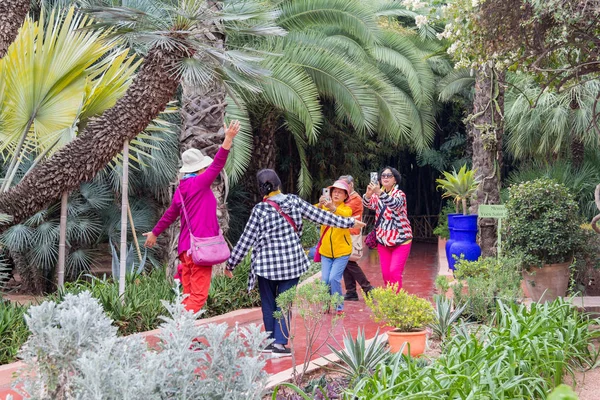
[[258, 55, 322, 142], [437, 68, 475, 102], [277, 0, 378, 47], [223, 94, 253, 185]]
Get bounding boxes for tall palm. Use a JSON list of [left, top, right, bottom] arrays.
[[234, 0, 440, 199], [0, 0, 282, 227]]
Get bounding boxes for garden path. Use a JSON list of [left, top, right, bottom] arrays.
[[0, 243, 437, 398]]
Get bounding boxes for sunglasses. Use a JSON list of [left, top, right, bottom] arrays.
[[381, 173, 394, 178]]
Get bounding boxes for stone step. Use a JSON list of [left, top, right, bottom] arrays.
[[571, 297, 600, 316]]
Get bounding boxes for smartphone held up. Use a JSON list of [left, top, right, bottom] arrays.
[[322, 187, 331, 201], [370, 172, 378, 184]]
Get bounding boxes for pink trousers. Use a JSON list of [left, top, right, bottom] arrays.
[[377, 242, 412, 289]]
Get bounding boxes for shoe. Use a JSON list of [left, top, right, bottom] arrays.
[[336, 310, 345, 316], [363, 286, 375, 298], [344, 292, 359, 301], [271, 345, 292, 357], [262, 344, 276, 353]]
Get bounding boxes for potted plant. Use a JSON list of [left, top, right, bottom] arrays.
[[364, 284, 435, 356], [436, 165, 481, 269], [504, 178, 583, 302]]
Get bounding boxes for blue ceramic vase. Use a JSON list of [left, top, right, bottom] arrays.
[[448, 214, 481, 269], [445, 214, 460, 270]]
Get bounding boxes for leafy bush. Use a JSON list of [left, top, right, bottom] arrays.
[[365, 284, 435, 331], [452, 257, 522, 322], [0, 300, 29, 365], [275, 280, 344, 383], [204, 255, 260, 318], [349, 298, 600, 399], [505, 178, 583, 266], [301, 219, 320, 249], [15, 291, 270, 399], [433, 202, 456, 239], [48, 268, 175, 336], [571, 224, 600, 295]]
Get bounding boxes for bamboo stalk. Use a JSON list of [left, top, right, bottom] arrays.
[[118, 141, 130, 301]]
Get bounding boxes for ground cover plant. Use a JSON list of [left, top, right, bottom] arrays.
[[0, 300, 28, 365], [0, 258, 263, 365], [349, 298, 600, 399], [13, 291, 270, 400]]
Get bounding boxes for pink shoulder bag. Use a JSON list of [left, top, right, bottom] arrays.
[[180, 192, 230, 265]]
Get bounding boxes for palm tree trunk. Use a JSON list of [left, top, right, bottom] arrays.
[[0, 0, 29, 59], [118, 141, 129, 299], [469, 66, 505, 257], [244, 107, 280, 203], [0, 46, 185, 226]]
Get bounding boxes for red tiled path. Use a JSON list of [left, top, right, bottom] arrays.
[[0, 242, 436, 397]]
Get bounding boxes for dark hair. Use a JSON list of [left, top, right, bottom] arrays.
[[257, 169, 282, 196], [379, 166, 401, 186]]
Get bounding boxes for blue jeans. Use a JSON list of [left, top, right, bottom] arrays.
[[321, 255, 350, 311], [257, 276, 299, 345]]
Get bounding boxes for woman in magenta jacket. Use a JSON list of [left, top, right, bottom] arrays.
[[143, 121, 240, 313]]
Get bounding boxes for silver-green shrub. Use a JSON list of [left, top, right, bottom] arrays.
[[14, 291, 270, 400]]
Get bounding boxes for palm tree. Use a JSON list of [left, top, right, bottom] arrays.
[[0, 0, 29, 59], [0, 0, 282, 227], [236, 0, 440, 199]]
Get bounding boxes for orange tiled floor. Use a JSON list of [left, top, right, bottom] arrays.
[[0, 242, 437, 397]]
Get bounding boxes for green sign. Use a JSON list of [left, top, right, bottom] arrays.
[[478, 204, 507, 219], [477, 204, 507, 258]]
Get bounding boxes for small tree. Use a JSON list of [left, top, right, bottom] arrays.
[[274, 280, 343, 384]]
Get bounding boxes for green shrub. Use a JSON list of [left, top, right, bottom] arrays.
[[204, 255, 260, 318], [49, 267, 175, 336], [349, 298, 600, 399], [505, 178, 584, 266], [17, 291, 270, 399], [452, 257, 522, 323], [301, 219, 320, 249], [365, 284, 435, 331], [0, 300, 29, 365], [433, 202, 456, 239]]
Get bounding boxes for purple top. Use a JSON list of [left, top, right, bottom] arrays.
[[151, 147, 230, 255]]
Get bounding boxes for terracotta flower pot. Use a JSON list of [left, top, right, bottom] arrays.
[[387, 329, 427, 356], [522, 261, 571, 303]]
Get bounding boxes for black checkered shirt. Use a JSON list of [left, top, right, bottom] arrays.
[[227, 194, 356, 291]]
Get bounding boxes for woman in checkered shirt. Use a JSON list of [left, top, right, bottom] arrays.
[[226, 169, 365, 356]]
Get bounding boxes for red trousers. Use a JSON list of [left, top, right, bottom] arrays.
[[179, 252, 212, 313]]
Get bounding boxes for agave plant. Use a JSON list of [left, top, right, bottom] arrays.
[[436, 165, 480, 215], [109, 238, 147, 280]]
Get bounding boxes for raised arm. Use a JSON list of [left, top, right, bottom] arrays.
[[227, 206, 261, 270], [192, 120, 240, 188], [298, 198, 355, 228]]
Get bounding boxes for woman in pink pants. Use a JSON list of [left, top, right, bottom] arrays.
[[363, 167, 412, 289]]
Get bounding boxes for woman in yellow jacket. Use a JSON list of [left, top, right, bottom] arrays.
[[316, 180, 353, 315]]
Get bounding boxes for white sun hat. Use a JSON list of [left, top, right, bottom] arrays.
[[179, 148, 213, 173]]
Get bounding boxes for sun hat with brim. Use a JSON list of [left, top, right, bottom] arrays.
[[179, 148, 213, 173], [328, 180, 350, 198]]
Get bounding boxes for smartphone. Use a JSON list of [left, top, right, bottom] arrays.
[[370, 172, 378, 184], [322, 188, 330, 200]]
